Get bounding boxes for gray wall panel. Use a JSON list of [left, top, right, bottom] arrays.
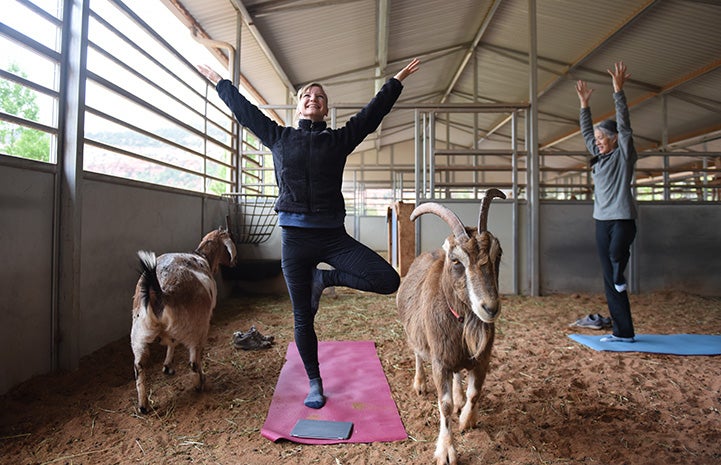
[[637, 204, 721, 295], [538, 202, 721, 296], [539, 202, 603, 294], [79, 179, 208, 357], [358, 216, 388, 251], [0, 165, 54, 394]]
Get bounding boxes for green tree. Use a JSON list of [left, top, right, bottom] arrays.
[[0, 63, 51, 162]]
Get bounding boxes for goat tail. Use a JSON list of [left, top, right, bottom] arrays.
[[137, 251, 164, 319]]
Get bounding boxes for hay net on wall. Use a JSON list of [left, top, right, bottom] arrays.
[[223, 193, 278, 244]]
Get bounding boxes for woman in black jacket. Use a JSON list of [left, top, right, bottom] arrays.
[[198, 58, 420, 408]]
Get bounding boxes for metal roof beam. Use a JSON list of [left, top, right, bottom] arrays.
[[373, 0, 390, 148], [247, 0, 363, 17], [310, 43, 467, 85], [667, 127, 721, 150], [643, 122, 721, 151], [536, 0, 662, 100], [228, 0, 296, 94], [376, 0, 389, 90], [542, 58, 721, 150], [670, 90, 721, 115], [165, 0, 284, 122], [440, 0, 504, 103], [476, 1, 661, 143]]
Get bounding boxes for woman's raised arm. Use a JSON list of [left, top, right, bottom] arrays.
[[393, 58, 421, 83], [197, 64, 223, 85]]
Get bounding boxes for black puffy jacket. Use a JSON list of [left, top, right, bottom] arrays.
[[216, 78, 403, 215]]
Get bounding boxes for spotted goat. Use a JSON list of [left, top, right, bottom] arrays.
[[131, 228, 236, 413]]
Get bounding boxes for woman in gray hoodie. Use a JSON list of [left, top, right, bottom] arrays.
[[575, 61, 637, 343]]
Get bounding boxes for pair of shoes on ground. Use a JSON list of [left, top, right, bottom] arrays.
[[570, 313, 612, 330], [233, 326, 274, 350]]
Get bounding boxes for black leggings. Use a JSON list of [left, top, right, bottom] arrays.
[[595, 219, 637, 338], [281, 226, 400, 379]]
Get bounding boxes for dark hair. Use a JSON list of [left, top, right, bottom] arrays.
[[596, 119, 617, 136]]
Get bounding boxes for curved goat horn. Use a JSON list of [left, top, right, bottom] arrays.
[[411, 202, 469, 241], [478, 188, 507, 232]]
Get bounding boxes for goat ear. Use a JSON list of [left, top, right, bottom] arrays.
[[222, 235, 237, 266], [442, 238, 452, 254]]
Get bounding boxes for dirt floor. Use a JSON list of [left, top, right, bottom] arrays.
[[1, 289, 720, 465]]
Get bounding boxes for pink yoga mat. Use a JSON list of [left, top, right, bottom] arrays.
[[261, 340, 408, 444]]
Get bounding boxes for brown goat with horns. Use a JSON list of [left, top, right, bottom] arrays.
[[396, 188, 505, 465], [130, 228, 236, 413]]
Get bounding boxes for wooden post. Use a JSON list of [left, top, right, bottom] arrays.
[[388, 201, 416, 277]]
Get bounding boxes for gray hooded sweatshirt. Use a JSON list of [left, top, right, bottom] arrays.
[[579, 91, 638, 221]]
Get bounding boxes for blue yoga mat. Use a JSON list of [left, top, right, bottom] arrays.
[[568, 334, 721, 355]]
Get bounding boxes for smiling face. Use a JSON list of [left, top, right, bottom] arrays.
[[594, 128, 618, 155], [296, 83, 328, 122]]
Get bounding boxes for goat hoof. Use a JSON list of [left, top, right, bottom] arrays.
[[195, 374, 206, 393], [137, 405, 148, 415], [434, 448, 457, 465], [163, 365, 175, 375]]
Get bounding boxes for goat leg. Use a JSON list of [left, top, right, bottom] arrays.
[[458, 370, 480, 431], [413, 353, 427, 395], [459, 360, 490, 431], [452, 372, 465, 414], [188, 346, 205, 392], [132, 344, 150, 414], [130, 319, 155, 414], [162, 344, 176, 375], [433, 365, 458, 465]]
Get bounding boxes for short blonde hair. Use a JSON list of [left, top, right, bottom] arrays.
[[295, 82, 329, 121], [296, 82, 327, 101]]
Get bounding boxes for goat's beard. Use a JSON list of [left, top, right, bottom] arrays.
[[463, 315, 492, 360]]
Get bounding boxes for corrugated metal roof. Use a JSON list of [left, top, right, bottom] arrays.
[[172, 0, 721, 176], [248, 1, 377, 86]]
